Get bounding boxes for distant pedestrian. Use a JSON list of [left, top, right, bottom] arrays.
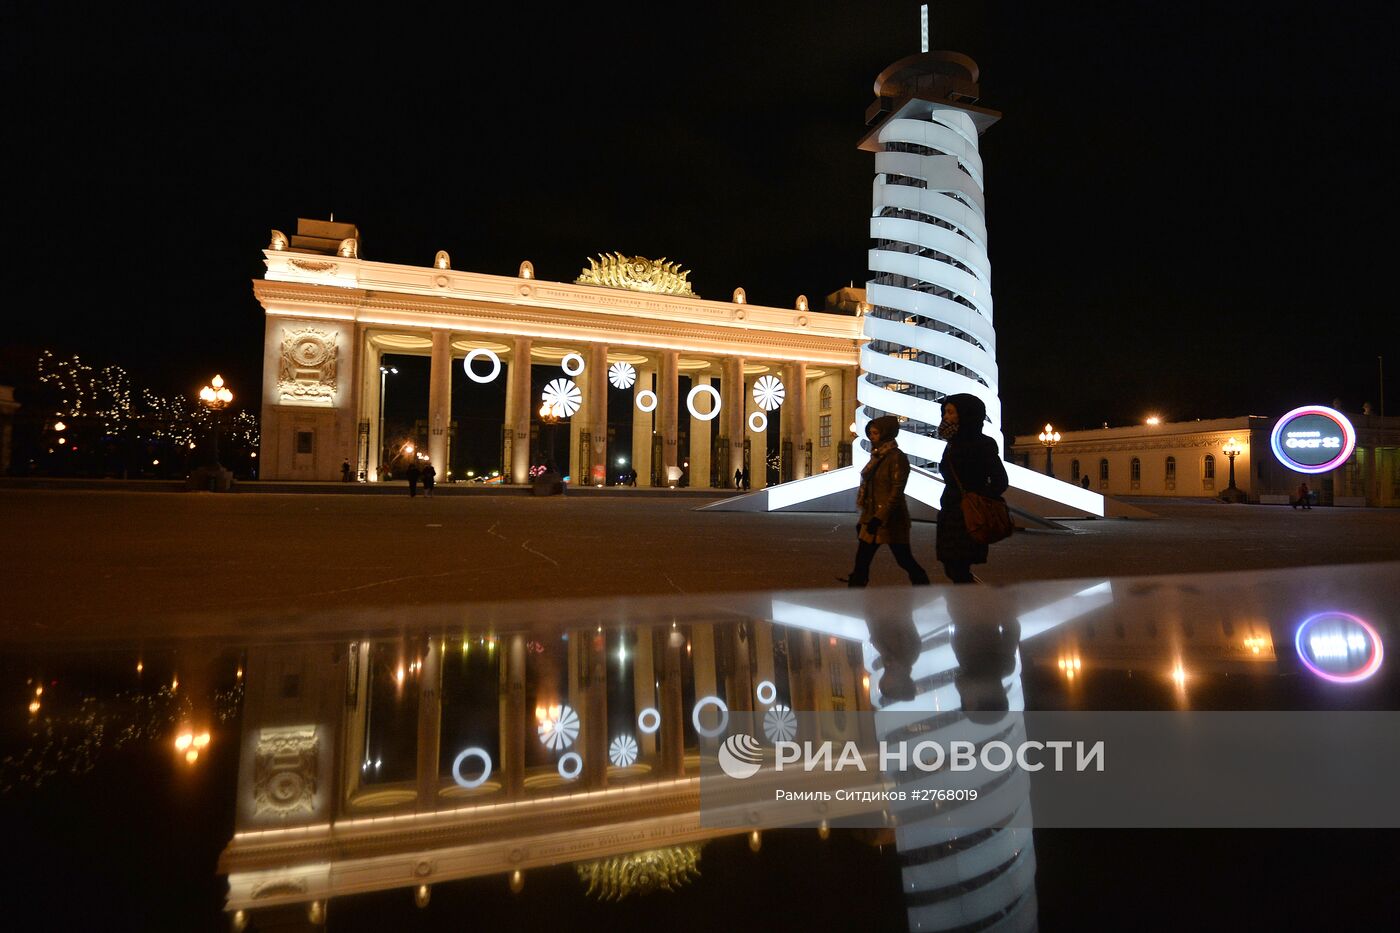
[[935, 393, 1009, 584], [422, 462, 437, 497], [406, 461, 421, 497], [841, 415, 930, 588], [1292, 481, 1311, 510], [742, 468, 751, 490], [341, 459, 352, 483], [734, 467, 743, 489], [1080, 475, 1090, 490]]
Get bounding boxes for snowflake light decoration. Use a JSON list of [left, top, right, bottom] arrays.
[[752, 375, 785, 411], [763, 704, 797, 744], [609, 735, 639, 767], [608, 361, 637, 389], [541, 378, 582, 418], [537, 704, 580, 750]]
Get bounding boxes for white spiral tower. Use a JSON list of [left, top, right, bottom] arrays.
[[709, 42, 1113, 518], [856, 52, 1002, 470]]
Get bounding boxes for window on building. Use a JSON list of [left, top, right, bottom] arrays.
[[1165, 456, 1176, 480], [296, 431, 314, 455], [1203, 454, 1216, 489], [1099, 458, 1109, 481], [1130, 457, 1141, 489], [819, 385, 832, 411], [819, 414, 832, 448], [1071, 459, 1080, 483]]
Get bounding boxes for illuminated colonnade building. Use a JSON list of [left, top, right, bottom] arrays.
[[255, 222, 864, 487]]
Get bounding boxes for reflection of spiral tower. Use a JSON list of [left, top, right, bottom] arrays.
[[857, 52, 1003, 469], [867, 618, 1037, 932]]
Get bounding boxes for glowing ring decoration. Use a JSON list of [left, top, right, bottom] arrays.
[[636, 389, 658, 413], [561, 352, 585, 376], [451, 747, 493, 789], [541, 379, 582, 418], [608, 361, 637, 389], [755, 680, 777, 705], [637, 707, 661, 734], [747, 411, 768, 433], [1269, 405, 1356, 474], [687, 384, 721, 422], [753, 375, 786, 411], [557, 751, 583, 781], [691, 695, 730, 738], [463, 349, 502, 384], [609, 735, 639, 767], [1294, 611, 1384, 684]]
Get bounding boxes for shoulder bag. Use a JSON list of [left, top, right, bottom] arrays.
[[945, 460, 1014, 545]]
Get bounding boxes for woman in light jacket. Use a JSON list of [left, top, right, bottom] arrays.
[[843, 415, 930, 587], [936, 393, 1009, 583]]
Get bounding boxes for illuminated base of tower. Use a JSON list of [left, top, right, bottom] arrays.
[[699, 464, 1156, 520]]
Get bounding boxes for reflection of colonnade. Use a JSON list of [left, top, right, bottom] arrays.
[[255, 222, 862, 485], [220, 616, 871, 922]]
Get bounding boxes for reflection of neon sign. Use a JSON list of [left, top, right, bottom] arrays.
[[1294, 612, 1384, 683], [1270, 405, 1356, 474]]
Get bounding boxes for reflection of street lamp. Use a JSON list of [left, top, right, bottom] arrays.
[[1220, 436, 1246, 503], [197, 374, 234, 468], [377, 365, 398, 479], [1037, 423, 1061, 476]]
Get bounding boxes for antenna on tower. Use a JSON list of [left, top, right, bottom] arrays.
[[920, 4, 929, 52]]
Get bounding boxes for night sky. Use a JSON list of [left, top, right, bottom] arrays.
[[3, 2, 1395, 437]]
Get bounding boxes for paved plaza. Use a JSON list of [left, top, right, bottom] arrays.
[[2, 489, 1397, 640]]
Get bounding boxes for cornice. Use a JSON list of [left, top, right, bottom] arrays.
[[254, 280, 861, 364], [259, 253, 863, 341]]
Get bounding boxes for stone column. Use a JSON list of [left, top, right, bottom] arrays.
[[580, 628, 608, 787], [428, 330, 452, 479], [787, 361, 808, 481], [843, 365, 859, 431], [501, 635, 526, 799], [722, 357, 745, 488], [689, 372, 713, 487], [659, 629, 685, 777], [632, 627, 657, 760], [632, 366, 654, 486], [747, 369, 768, 491], [569, 361, 588, 483], [658, 350, 680, 486], [588, 344, 609, 486], [417, 637, 443, 808], [361, 336, 383, 481], [506, 337, 532, 484]]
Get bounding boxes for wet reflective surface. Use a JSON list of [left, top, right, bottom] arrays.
[[2, 562, 1397, 931]]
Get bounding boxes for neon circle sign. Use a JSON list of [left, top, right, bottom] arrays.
[[1270, 405, 1355, 474], [1294, 612, 1384, 684]]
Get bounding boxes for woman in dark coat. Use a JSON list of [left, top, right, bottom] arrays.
[[843, 415, 930, 587], [936, 393, 1009, 583]]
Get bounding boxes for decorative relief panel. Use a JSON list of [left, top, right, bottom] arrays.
[[277, 328, 339, 406], [253, 725, 319, 818]]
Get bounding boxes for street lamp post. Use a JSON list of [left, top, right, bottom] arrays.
[[192, 374, 234, 491], [1037, 423, 1061, 477], [1220, 436, 1246, 503], [538, 401, 562, 473], [377, 365, 398, 480]]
